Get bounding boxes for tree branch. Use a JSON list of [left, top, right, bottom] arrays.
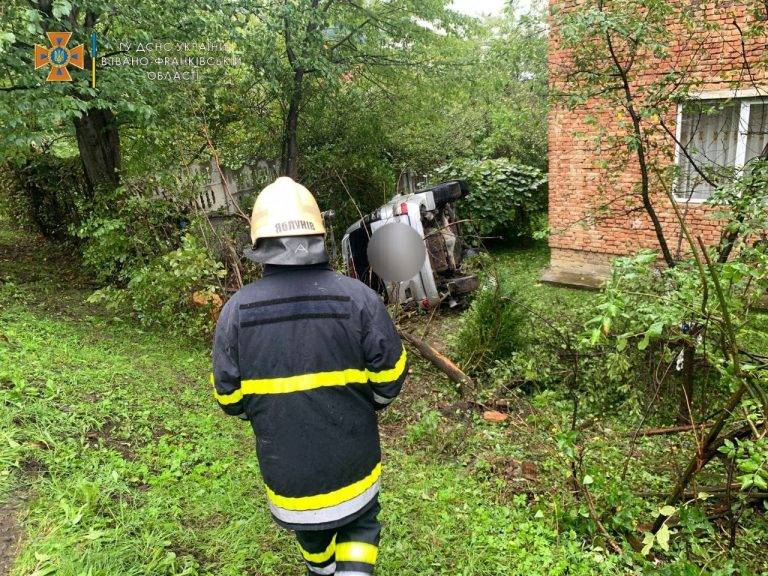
[[599, 0, 676, 267]]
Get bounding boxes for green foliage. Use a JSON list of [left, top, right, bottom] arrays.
[[456, 243, 629, 406], [450, 241, 767, 569], [1, 1, 551, 341], [586, 246, 767, 390], [5, 227, 768, 574], [585, 251, 701, 350], [405, 409, 442, 446], [709, 158, 768, 249], [453, 277, 528, 374], [0, 0, 229, 163], [298, 85, 400, 229], [720, 435, 768, 492], [87, 234, 225, 334], [74, 188, 189, 283], [0, 164, 32, 230], [376, 7, 549, 174], [580, 244, 768, 561], [0, 155, 89, 237], [435, 158, 547, 240]]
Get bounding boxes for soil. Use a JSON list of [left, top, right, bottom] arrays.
[[0, 502, 21, 576], [85, 419, 136, 460]]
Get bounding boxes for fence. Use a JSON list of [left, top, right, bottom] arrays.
[[145, 158, 278, 216], [188, 158, 278, 215]]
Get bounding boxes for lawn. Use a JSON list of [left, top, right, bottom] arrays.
[[2, 228, 766, 575]]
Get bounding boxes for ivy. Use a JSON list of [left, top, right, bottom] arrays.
[[434, 158, 547, 240]]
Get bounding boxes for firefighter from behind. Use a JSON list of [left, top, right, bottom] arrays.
[[212, 177, 408, 575]]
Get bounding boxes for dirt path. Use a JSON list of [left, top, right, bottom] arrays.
[[0, 503, 21, 576]]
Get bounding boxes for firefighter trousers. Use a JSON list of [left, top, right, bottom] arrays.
[[295, 500, 381, 576]]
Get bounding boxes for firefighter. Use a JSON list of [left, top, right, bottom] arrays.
[[212, 176, 408, 576]]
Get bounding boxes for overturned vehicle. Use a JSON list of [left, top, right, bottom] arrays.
[[341, 181, 479, 308]]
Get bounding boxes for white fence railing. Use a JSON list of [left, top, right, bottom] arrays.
[[189, 158, 278, 215], [146, 158, 278, 216]]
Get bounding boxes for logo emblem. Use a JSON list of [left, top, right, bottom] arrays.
[[34, 32, 84, 81]]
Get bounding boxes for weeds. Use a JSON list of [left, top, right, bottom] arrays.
[[452, 281, 528, 375]]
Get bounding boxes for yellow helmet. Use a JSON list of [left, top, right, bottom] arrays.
[[250, 177, 325, 246]]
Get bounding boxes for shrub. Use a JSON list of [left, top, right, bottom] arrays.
[[75, 189, 187, 284], [88, 234, 226, 334], [452, 279, 528, 375], [0, 155, 89, 237], [434, 158, 547, 241]]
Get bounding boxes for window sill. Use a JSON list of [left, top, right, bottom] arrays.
[[672, 195, 710, 205]]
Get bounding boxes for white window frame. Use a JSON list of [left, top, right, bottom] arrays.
[[673, 88, 768, 204]]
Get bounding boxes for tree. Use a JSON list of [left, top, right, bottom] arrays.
[[0, 0, 232, 192], [236, 0, 465, 179], [552, 0, 768, 545]]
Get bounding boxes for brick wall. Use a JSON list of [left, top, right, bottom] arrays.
[[547, 0, 767, 283]]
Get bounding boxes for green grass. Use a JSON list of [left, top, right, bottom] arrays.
[[489, 240, 594, 313], [0, 228, 627, 576], [2, 228, 766, 575], [0, 304, 624, 576]]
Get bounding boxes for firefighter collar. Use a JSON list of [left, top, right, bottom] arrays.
[[244, 235, 329, 266], [261, 262, 334, 276]]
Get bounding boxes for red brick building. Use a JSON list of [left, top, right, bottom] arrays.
[[544, 1, 768, 287]]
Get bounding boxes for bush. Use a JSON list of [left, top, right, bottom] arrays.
[[75, 189, 187, 284], [452, 279, 528, 375], [434, 158, 547, 241], [88, 234, 226, 334], [0, 155, 90, 237]]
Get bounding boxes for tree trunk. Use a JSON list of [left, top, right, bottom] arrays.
[[73, 107, 121, 192], [280, 68, 304, 179], [599, 8, 676, 268], [651, 384, 749, 533]]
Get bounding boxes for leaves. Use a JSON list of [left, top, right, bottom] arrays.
[[435, 158, 547, 239], [52, 0, 73, 18], [641, 510, 674, 556], [655, 523, 671, 551], [640, 531, 655, 556], [659, 505, 676, 517]]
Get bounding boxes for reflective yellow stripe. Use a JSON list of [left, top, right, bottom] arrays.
[[212, 347, 406, 405], [336, 542, 378, 565], [368, 347, 407, 384], [242, 368, 369, 395], [212, 373, 244, 405], [300, 535, 336, 563], [215, 389, 243, 405], [267, 463, 381, 511]]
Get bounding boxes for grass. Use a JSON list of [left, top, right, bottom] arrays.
[[489, 240, 595, 313], [0, 228, 626, 576], [2, 228, 766, 575]]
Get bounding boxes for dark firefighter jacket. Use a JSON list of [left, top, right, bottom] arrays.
[[212, 262, 408, 530]]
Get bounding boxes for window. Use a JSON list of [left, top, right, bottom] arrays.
[[675, 98, 768, 202], [745, 103, 768, 163]]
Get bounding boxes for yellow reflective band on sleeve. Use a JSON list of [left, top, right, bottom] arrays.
[[266, 463, 381, 511], [335, 541, 378, 565], [211, 373, 244, 405], [299, 535, 336, 563], [368, 347, 407, 384]]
